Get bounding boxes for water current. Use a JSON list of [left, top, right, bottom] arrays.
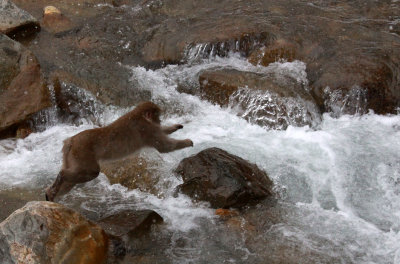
[[1, 54, 400, 263]]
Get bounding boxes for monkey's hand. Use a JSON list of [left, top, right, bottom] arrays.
[[183, 139, 194, 147], [162, 124, 184, 134]]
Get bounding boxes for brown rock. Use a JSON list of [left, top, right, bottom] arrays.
[[0, 34, 51, 138], [0, 201, 108, 264], [175, 147, 274, 208]]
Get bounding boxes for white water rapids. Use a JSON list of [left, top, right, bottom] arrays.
[[1, 55, 400, 263]]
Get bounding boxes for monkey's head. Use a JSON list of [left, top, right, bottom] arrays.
[[137, 101, 162, 124]]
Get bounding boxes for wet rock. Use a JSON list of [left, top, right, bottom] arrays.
[[41, 5, 74, 34], [175, 147, 274, 208], [0, 201, 108, 264], [0, 34, 51, 138], [248, 39, 299, 66], [101, 155, 162, 196], [50, 74, 105, 125], [198, 68, 321, 129], [215, 208, 239, 218], [97, 209, 163, 237], [0, 0, 39, 38]]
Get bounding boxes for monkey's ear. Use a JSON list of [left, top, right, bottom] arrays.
[[143, 111, 153, 123]]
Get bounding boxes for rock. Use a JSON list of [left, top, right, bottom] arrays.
[[41, 5, 74, 34], [0, 0, 39, 38], [0, 34, 51, 138], [175, 148, 274, 208], [215, 208, 239, 218], [101, 155, 162, 196], [198, 68, 321, 129], [0, 201, 108, 264], [97, 209, 163, 237], [51, 74, 104, 125], [248, 39, 299, 66]]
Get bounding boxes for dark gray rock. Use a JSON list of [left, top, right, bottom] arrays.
[[175, 148, 274, 208], [97, 209, 164, 238], [0, 34, 51, 138], [0, 0, 39, 37]]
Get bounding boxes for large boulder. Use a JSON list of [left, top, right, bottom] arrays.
[[0, 34, 51, 138], [175, 148, 274, 208], [0, 0, 39, 38], [198, 68, 321, 129], [0, 201, 108, 264]]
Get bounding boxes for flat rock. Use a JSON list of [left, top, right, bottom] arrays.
[[0, 34, 51, 138], [175, 147, 274, 208], [0, 0, 39, 37], [0, 201, 108, 264]]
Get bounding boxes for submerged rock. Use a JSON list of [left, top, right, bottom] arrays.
[[175, 147, 274, 208], [0, 34, 51, 138], [0, 201, 108, 264], [198, 68, 321, 129], [0, 0, 39, 38], [97, 209, 163, 237], [101, 155, 163, 196]]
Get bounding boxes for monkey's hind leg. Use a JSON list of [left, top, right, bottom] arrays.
[[45, 171, 76, 202]]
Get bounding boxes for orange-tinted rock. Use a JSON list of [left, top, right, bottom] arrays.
[[41, 6, 74, 33], [0, 201, 108, 264], [215, 208, 239, 218]]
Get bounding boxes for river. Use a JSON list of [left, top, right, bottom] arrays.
[[1, 53, 400, 263]]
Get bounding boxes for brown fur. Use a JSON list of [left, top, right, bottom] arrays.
[[46, 101, 193, 201]]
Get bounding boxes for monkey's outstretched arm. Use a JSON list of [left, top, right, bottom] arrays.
[[153, 133, 193, 153], [162, 124, 184, 134]]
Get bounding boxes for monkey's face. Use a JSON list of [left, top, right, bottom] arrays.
[[153, 110, 161, 124]]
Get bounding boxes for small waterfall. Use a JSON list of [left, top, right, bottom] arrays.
[[323, 85, 368, 117], [182, 32, 273, 63]]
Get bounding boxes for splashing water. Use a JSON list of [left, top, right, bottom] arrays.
[[1, 55, 400, 263]]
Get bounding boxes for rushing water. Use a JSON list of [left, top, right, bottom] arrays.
[[1, 54, 400, 263]]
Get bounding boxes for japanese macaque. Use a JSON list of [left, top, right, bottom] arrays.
[[45, 101, 193, 202]]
